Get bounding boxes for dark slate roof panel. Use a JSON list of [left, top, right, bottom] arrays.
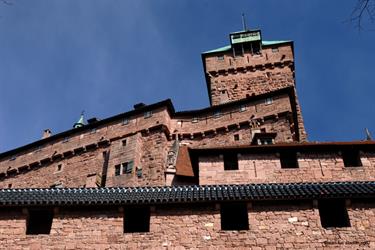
[[0, 182, 374, 207]]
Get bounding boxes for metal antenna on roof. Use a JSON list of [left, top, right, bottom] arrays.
[[242, 13, 248, 31]]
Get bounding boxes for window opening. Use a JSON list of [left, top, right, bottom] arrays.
[[234, 134, 240, 141], [26, 209, 53, 235], [280, 151, 299, 168], [342, 150, 362, 167], [221, 203, 249, 230], [318, 199, 350, 228], [115, 165, 121, 176], [265, 97, 273, 105], [122, 139, 127, 147], [144, 111, 152, 118], [122, 118, 129, 125], [239, 105, 246, 112], [124, 206, 150, 233], [224, 153, 239, 170]]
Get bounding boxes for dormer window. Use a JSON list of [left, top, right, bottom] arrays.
[[251, 132, 277, 145]]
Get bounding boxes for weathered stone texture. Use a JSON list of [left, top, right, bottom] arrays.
[[0, 201, 374, 249], [199, 152, 375, 185]]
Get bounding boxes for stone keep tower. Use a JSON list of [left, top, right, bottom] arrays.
[[202, 29, 307, 141]]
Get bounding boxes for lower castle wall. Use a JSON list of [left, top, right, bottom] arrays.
[[199, 152, 375, 185], [0, 201, 374, 249]]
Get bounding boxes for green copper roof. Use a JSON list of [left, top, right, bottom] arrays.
[[202, 40, 292, 54], [73, 114, 85, 128]]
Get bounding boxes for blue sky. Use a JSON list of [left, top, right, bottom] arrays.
[[0, 1, 374, 152]]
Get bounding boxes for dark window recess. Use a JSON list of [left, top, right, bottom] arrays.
[[124, 161, 133, 174], [213, 110, 221, 118], [280, 151, 299, 168], [221, 203, 249, 230], [259, 138, 273, 145], [224, 153, 239, 170], [233, 44, 243, 57], [252, 42, 261, 54], [124, 206, 150, 233], [234, 134, 240, 141], [144, 111, 152, 118], [122, 139, 127, 146], [122, 118, 129, 125], [115, 165, 121, 176], [319, 199, 350, 228], [136, 167, 142, 178], [26, 210, 53, 235], [342, 150, 362, 167], [56, 164, 62, 172]]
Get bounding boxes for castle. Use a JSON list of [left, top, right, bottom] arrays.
[[0, 27, 374, 249]]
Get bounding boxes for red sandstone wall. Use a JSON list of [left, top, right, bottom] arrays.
[[0, 201, 374, 249], [199, 152, 375, 185]]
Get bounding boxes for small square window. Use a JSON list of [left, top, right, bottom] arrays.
[[221, 203, 249, 230], [123, 161, 133, 174], [217, 55, 224, 61], [115, 165, 121, 176], [265, 97, 273, 105], [342, 150, 362, 167], [224, 153, 239, 170], [213, 110, 221, 118], [318, 199, 350, 228], [144, 111, 152, 118], [122, 118, 129, 125], [26, 210, 54, 235], [56, 164, 63, 172], [191, 117, 198, 123], [272, 47, 279, 53], [239, 105, 246, 112], [90, 128, 97, 134], [280, 151, 298, 168], [122, 139, 127, 147], [62, 137, 69, 143], [124, 206, 150, 233], [234, 134, 240, 141], [259, 138, 273, 145]]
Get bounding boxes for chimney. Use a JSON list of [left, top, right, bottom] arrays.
[[42, 129, 52, 139]]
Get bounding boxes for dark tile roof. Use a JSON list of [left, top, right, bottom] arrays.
[[0, 182, 374, 207]]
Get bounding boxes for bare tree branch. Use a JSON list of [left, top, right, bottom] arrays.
[[350, 0, 375, 30]]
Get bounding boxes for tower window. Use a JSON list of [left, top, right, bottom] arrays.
[[318, 199, 350, 228], [239, 105, 246, 112], [233, 44, 243, 57], [56, 164, 63, 172], [221, 203, 249, 230], [26, 209, 54, 235], [265, 97, 273, 105], [122, 118, 129, 125], [122, 162, 133, 174], [62, 137, 69, 143], [122, 139, 127, 146], [213, 110, 221, 118], [115, 165, 121, 176], [124, 206, 150, 233], [217, 55, 224, 61], [224, 153, 238, 170], [144, 111, 152, 118], [272, 47, 279, 53], [280, 151, 299, 169], [342, 150, 362, 167], [234, 134, 240, 141], [191, 117, 198, 123]]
